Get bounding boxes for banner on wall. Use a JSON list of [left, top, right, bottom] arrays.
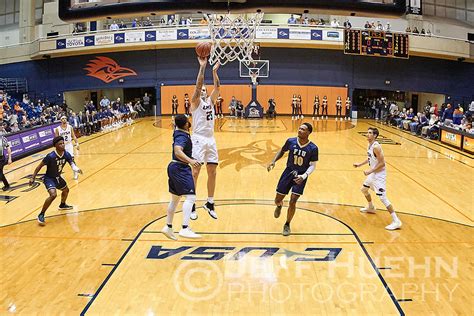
[[95, 34, 114, 45], [54, 27, 342, 50], [5, 123, 60, 159], [125, 31, 145, 43], [157, 29, 177, 41], [256, 27, 277, 39], [322, 30, 342, 41], [408, 0, 422, 15], [66, 37, 85, 48]]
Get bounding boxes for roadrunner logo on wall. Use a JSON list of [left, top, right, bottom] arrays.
[[84, 56, 137, 83]]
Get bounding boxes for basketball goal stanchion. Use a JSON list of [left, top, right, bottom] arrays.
[[205, 12, 264, 67]]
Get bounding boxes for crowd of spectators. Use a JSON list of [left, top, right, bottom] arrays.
[[365, 98, 474, 139], [0, 91, 68, 136]]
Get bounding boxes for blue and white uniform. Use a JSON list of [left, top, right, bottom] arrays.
[[42, 150, 73, 190], [167, 129, 195, 196], [276, 137, 318, 195]]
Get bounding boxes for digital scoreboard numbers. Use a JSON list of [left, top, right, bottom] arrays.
[[344, 29, 362, 54], [344, 29, 409, 59], [393, 33, 409, 58]]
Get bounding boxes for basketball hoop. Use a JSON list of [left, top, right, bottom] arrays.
[[205, 12, 264, 66]]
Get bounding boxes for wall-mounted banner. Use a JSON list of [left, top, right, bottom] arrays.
[[85, 35, 95, 47], [66, 37, 85, 48], [289, 28, 311, 40], [114, 33, 125, 44], [125, 31, 145, 43], [311, 30, 323, 40], [277, 28, 289, 39], [408, 0, 422, 15], [323, 30, 342, 41], [157, 29, 177, 41], [177, 29, 189, 40], [145, 30, 156, 41], [56, 39, 66, 49], [95, 34, 114, 46], [5, 123, 60, 159], [188, 28, 210, 39], [256, 27, 277, 39]]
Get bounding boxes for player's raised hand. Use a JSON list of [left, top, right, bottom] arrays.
[[198, 56, 208, 66], [267, 162, 275, 172]]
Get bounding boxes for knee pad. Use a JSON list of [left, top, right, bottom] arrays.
[[378, 194, 391, 207]]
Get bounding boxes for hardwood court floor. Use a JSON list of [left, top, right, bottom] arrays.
[[1, 117, 472, 315]]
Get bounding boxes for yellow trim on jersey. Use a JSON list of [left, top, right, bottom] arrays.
[[297, 138, 311, 148]]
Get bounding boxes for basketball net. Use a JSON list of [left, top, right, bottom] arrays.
[[205, 12, 264, 66]]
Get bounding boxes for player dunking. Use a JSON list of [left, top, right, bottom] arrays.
[[189, 56, 220, 220], [55, 116, 80, 179], [29, 136, 82, 226], [161, 114, 202, 240], [353, 127, 402, 230], [268, 123, 318, 236]]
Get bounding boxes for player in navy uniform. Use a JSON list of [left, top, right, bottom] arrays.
[[29, 136, 83, 226], [267, 123, 318, 236], [161, 114, 202, 240]]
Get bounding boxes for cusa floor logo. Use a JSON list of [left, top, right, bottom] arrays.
[[84, 56, 137, 83], [146, 246, 342, 261]]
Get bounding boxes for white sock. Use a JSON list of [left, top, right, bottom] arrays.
[[368, 201, 374, 208], [182, 198, 194, 227], [207, 197, 214, 204], [391, 212, 399, 222]]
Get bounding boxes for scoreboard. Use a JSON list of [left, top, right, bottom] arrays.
[[344, 29, 409, 59]]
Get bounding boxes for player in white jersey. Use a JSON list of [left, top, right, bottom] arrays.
[[353, 127, 402, 230], [189, 56, 220, 220], [55, 116, 80, 180]]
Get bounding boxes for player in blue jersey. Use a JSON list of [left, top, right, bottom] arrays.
[[161, 114, 202, 240], [267, 123, 318, 236], [29, 136, 83, 226]]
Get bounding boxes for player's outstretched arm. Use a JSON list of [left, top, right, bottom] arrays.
[[190, 57, 208, 111], [210, 63, 220, 104], [174, 145, 201, 168], [29, 161, 45, 185]]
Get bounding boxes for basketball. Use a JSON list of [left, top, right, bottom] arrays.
[[195, 42, 212, 58]]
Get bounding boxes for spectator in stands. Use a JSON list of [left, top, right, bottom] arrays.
[[343, 19, 352, 29], [288, 15, 297, 24], [302, 16, 309, 25], [318, 18, 325, 26], [330, 19, 340, 27], [100, 96, 110, 109], [453, 105, 463, 125], [199, 17, 208, 25], [143, 17, 153, 27], [422, 114, 438, 138], [10, 123, 20, 133], [160, 18, 166, 26], [119, 20, 127, 29], [309, 18, 317, 26], [179, 17, 187, 25], [426, 29, 432, 36], [442, 103, 454, 123], [364, 21, 372, 29], [385, 22, 391, 32], [376, 21, 383, 30], [110, 21, 119, 30], [168, 15, 176, 25], [405, 26, 411, 33], [421, 28, 426, 35], [412, 27, 420, 34], [69, 112, 82, 136]]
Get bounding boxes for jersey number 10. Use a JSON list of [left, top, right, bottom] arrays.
[[293, 155, 304, 166]]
